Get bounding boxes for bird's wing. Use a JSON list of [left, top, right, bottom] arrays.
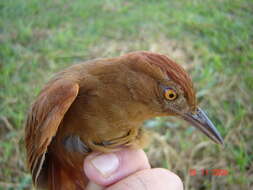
[[25, 79, 79, 185]]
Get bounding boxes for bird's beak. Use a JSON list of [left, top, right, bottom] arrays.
[[180, 107, 224, 145]]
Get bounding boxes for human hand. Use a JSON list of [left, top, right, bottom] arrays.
[[84, 148, 183, 190]]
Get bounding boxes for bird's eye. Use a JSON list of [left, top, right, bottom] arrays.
[[164, 88, 177, 100]]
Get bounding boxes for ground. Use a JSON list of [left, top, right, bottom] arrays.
[[0, 0, 252, 189]]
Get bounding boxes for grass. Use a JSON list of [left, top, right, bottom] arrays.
[[0, 0, 252, 189]]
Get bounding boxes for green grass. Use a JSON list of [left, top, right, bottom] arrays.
[[1, 0, 252, 189]]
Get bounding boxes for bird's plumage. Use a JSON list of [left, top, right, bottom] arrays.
[[25, 51, 222, 189]]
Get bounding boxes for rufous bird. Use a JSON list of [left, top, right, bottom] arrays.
[[25, 51, 223, 189]]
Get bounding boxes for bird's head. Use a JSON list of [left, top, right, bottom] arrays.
[[124, 51, 223, 144]]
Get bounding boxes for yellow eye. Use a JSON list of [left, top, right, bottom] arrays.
[[164, 88, 177, 100]]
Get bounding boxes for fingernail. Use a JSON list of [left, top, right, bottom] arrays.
[[91, 153, 119, 177]]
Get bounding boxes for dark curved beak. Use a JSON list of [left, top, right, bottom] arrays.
[[181, 107, 224, 145]]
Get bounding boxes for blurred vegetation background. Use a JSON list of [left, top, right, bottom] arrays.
[[0, 0, 252, 189]]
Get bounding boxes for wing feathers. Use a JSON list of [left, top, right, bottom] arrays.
[[25, 80, 79, 186]]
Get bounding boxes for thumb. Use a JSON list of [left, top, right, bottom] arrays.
[[84, 148, 150, 188]]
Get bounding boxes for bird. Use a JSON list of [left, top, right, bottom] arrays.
[[25, 51, 223, 189]]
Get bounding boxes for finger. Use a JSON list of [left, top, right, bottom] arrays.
[[84, 148, 150, 186], [105, 168, 183, 190], [85, 181, 104, 190]]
